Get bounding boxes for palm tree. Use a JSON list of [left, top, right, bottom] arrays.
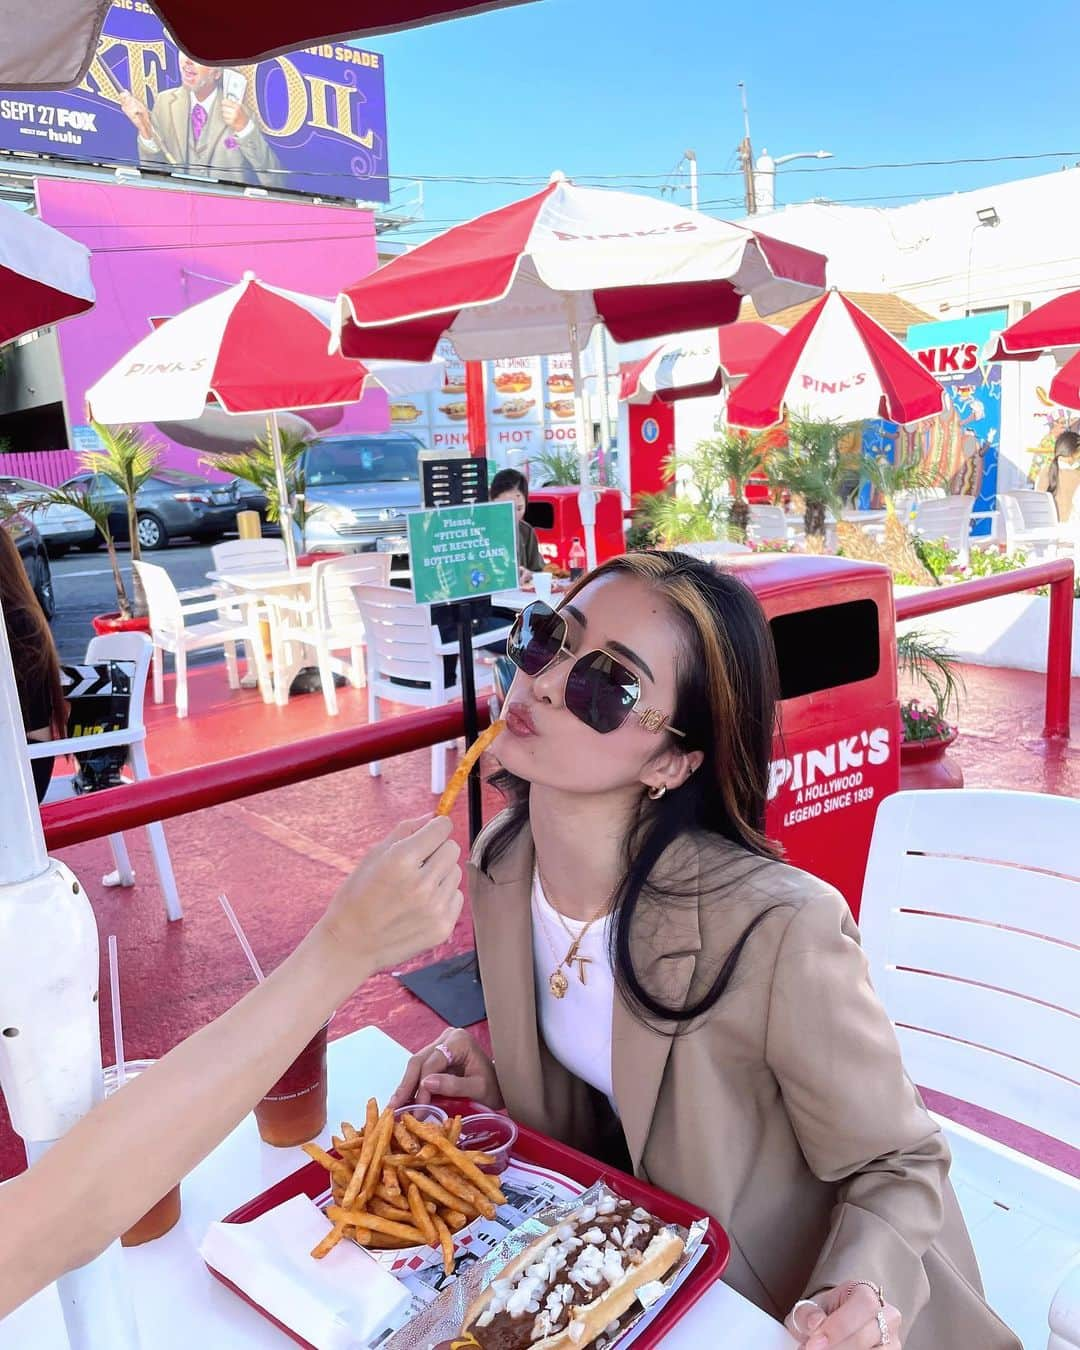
[[21, 485, 135, 619], [896, 627, 964, 720], [681, 429, 772, 537], [632, 489, 715, 546], [768, 415, 863, 542], [861, 449, 942, 518], [204, 424, 318, 546], [81, 422, 162, 616]]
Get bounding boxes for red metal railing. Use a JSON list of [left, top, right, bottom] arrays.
[[41, 702, 488, 851], [894, 557, 1075, 740]]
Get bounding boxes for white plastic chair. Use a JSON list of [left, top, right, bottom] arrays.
[[894, 486, 945, 522], [747, 504, 800, 545], [355, 584, 510, 794], [26, 632, 182, 922], [911, 494, 975, 565], [134, 560, 272, 719], [999, 490, 1076, 559], [860, 789, 1080, 1350], [209, 538, 288, 576], [678, 539, 752, 560], [268, 553, 392, 716]]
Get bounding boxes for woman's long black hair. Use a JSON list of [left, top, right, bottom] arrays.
[[481, 550, 786, 1026]]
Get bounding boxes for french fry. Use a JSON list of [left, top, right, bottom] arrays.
[[342, 1122, 361, 1146], [407, 1182, 438, 1246], [447, 1116, 462, 1145], [311, 1221, 346, 1259], [430, 1165, 497, 1219], [433, 1214, 455, 1276], [393, 1121, 420, 1154], [341, 1121, 379, 1209], [340, 1211, 427, 1245], [356, 1107, 394, 1209], [364, 1098, 378, 1133], [381, 1165, 401, 1199], [371, 1198, 413, 1222], [435, 720, 505, 816], [402, 1116, 506, 1205], [403, 1166, 475, 1216], [441, 1208, 469, 1231]]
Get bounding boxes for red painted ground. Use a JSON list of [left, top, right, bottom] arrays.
[[3, 660, 1077, 1185]]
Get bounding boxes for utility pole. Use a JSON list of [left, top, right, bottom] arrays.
[[737, 82, 757, 215], [684, 148, 699, 211]]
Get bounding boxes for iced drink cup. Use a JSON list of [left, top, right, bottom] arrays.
[[254, 1022, 329, 1147], [103, 1061, 183, 1245]]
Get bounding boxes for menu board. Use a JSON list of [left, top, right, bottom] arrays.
[[388, 341, 580, 467]]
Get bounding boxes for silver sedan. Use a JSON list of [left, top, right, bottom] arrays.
[[0, 475, 97, 556]]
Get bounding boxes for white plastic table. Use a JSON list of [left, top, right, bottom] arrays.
[[0, 1028, 793, 1349], [208, 568, 322, 705]]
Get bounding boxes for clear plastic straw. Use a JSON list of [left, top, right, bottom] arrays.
[[218, 893, 266, 983], [107, 935, 126, 1088]]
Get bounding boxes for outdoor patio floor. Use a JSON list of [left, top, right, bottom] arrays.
[[3, 658, 1077, 1184]]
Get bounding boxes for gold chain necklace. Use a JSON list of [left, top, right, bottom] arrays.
[[534, 863, 613, 999]]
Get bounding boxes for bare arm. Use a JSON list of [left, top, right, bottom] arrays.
[[0, 815, 462, 1318]]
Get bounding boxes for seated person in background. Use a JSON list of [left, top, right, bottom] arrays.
[[1, 527, 65, 802], [490, 468, 545, 583]]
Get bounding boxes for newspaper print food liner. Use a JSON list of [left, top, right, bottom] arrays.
[[384, 1181, 708, 1350]]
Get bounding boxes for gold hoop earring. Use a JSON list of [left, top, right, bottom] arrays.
[[647, 784, 667, 800]]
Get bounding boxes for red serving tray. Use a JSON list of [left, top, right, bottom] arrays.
[[207, 1105, 729, 1349]]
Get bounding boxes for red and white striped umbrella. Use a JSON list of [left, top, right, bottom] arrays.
[[332, 177, 826, 363], [983, 290, 1080, 410], [87, 273, 443, 567], [619, 321, 785, 405], [1, 1, 536, 90], [0, 204, 94, 346], [984, 290, 1080, 362], [726, 290, 943, 429], [332, 175, 825, 566]]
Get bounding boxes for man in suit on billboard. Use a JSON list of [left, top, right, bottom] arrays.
[[120, 54, 281, 189]]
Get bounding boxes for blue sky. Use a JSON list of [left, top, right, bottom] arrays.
[[371, 0, 1077, 239]]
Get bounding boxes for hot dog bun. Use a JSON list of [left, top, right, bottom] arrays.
[[461, 1198, 684, 1350]]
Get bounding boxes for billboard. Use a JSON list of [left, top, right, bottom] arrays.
[[388, 341, 583, 468], [0, 3, 388, 202]]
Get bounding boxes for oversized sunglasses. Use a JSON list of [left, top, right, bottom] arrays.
[[506, 601, 685, 738]]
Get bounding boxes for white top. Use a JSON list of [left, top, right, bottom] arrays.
[[531, 867, 617, 1108]]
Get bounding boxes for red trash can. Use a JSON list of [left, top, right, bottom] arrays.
[[726, 554, 901, 918], [525, 487, 625, 570]]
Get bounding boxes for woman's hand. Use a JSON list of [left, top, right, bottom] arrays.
[[389, 1027, 503, 1111], [786, 1282, 902, 1349], [518, 566, 533, 586], [320, 816, 463, 976]]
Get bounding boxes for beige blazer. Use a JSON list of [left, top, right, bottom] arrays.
[[469, 818, 1021, 1350], [140, 87, 281, 188]]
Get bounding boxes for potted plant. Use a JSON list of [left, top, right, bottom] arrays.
[[23, 422, 163, 632], [204, 423, 321, 554], [896, 628, 964, 790], [767, 414, 863, 546]]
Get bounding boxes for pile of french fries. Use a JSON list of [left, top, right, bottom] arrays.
[[304, 1100, 507, 1274]]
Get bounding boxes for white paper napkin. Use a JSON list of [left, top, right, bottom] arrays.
[[200, 1194, 410, 1350]]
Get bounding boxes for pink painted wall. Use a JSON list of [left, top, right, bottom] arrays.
[[35, 179, 386, 478]]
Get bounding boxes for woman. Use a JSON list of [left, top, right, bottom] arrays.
[[1035, 429, 1080, 524], [392, 552, 1019, 1350], [1, 815, 462, 1319], [1, 525, 65, 802], [490, 467, 545, 582]]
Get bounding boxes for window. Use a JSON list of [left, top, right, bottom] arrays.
[[769, 599, 880, 700], [304, 435, 422, 485]]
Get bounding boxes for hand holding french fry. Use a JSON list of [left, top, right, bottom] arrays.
[[320, 817, 463, 974]]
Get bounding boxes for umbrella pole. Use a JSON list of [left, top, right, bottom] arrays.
[[569, 320, 598, 571], [269, 411, 298, 571], [0, 604, 141, 1349]]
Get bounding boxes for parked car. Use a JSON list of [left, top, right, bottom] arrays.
[[62, 469, 240, 550], [228, 477, 279, 534], [0, 474, 97, 556], [0, 504, 54, 619], [299, 432, 424, 555]]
